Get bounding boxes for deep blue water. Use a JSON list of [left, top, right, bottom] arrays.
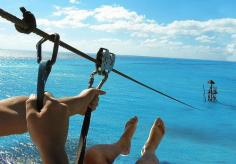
[[0, 50, 236, 163]]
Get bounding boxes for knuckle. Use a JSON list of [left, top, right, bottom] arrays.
[[26, 98, 33, 106], [46, 99, 59, 109], [44, 92, 53, 97], [26, 112, 37, 121], [60, 103, 68, 111], [58, 103, 69, 113]]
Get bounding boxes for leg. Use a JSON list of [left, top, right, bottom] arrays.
[[84, 116, 138, 164], [136, 118, 165, 164]]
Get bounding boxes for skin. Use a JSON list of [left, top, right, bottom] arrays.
[[1, 89, 165, 164], [84, 116, 138, 164], [0, 88, 105, 136], [84, 117, 165, 164], [26, 94, 69, 164], [136, 118, 165, 164]]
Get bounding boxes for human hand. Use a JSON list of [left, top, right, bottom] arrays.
[[26, 93, 69, 164], [57, 88, 106, 116], [79, 88, 106, 111]]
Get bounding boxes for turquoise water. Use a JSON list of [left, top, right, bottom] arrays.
[[0, 50, 236, 163]]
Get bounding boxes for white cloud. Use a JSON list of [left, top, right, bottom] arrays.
[[93, 5, 145, 23], [227, 55, 236, 61], [38, 6, 93, 28], [0, 27, 5, 32], [0, 32, 40, 50], [36, 5, 236, 37], [226, 44, 236, 55], [131, 32, 149, 38], [231, 34, 236, 40], [1, 5, 236, 61], [69, 0, 80, 4], [0, 18, 11, 25], [195, 35, 215, 43]]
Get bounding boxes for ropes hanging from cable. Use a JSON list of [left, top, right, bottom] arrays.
[[0, 7, 198, 110]]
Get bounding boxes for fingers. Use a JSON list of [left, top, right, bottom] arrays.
[[43, 93, 69, 115], [86, 88, 106, 96], [88, 96, 99, 110], [93, 89, 106, 95], [44, 92, 53, 97], [43, 92, 54, 105], [26, 94, 38, 120], [41, 93, 60, 112], [88, 88, 105, 104], [79, 88, 105, 110]]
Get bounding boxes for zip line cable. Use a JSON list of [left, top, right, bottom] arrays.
[[0, 7, 198, 110]]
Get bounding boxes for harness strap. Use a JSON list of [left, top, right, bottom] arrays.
[[76, 49, 113, 164], [36, 33, 60, 111], [76, 71, 97, 164], [77, 108, 92, 164], [37, 61, 52, 111]]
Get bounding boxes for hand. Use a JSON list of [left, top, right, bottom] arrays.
[[79, 88, 106, 111], [59, 88, 106, 116], [26, 93, 69, 164]]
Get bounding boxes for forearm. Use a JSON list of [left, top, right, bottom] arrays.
[[0, 96, 28, 136], [0, 95, 87, 136], [40, 147, 68, 164], [58, 96, 87, 116]]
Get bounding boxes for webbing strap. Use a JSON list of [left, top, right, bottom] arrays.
[[77, 108, 92, 164], [37, 61, 52, 111], [77, 72, 108, 164]]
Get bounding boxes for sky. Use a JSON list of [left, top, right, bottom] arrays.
[[0, 0, 236, 61]]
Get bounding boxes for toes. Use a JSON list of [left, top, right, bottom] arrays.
[[125, 116, 138, 127], [154, 118, 165, 135], [131, 116, 138, 123], [159, 119, 165, 134]]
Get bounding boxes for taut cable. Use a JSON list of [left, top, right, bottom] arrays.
[[0, 8, 198, 110]]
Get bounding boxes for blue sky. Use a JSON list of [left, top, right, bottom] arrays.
[[0, 0, 236, 61]]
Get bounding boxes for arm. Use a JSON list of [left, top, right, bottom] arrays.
[[0, 96, 28, 136], [26, 94, 69, 164], [0, 88, 105, 136]]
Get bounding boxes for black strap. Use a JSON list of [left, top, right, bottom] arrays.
[[77, 108, 92, 164], [77, 72, 108, 164], [76, 73, 95, 164]]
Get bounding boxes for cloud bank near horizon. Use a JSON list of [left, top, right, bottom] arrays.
[[0, 5, 236, 61]]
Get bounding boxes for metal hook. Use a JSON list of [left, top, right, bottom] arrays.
[[36, 33, 60, 65], [77, 48, 115, 164], [36, 33, 60, 111]]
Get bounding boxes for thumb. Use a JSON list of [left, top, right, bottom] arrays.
[[88, 89, 106, 102], [26, 94, 38, 119], [93, 89, 106, 96]]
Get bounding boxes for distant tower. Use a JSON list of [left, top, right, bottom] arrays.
[[208, 80, 217, 102]]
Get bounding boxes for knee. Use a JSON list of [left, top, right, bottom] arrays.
[[84, 147, 104, 164]]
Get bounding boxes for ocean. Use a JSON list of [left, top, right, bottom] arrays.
[[0, 49, 236, 163]]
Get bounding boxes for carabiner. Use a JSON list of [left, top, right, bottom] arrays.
[[36, 33, 60, 111], [36, 33, 60, 65], [77, 48, 115, 164]]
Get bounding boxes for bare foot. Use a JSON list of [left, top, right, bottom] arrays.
[[142, 118, 165, 155], [117, 116, 138, 155]]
